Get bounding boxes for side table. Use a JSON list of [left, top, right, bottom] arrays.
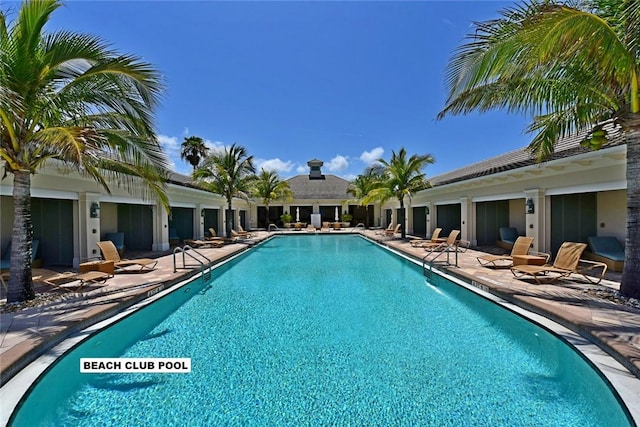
[[512, 255, 547, 266], [79, 260, 115, 275]]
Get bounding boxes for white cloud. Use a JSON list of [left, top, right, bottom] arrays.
[[326, 155, 349, 172], [183, 127, 190, 135], [204, 140, 228, 156], [157, 134, 179, 171], [360, 147, 384, 165], [296, 165, 307, 174], [255, 158, 294, 173], [340, 173, 357, 181]]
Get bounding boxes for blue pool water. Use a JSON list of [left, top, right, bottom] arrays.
[[11, 235, 631, 426]]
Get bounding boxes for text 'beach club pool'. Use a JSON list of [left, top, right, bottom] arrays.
[[7, 235, 634, 426]]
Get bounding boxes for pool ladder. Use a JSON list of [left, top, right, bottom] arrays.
[[422, 240, 470, 279], [173, 245, 213, 282]]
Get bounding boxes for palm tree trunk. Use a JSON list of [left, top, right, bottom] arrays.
[[620, 116, 640, 298], [399, 198, 406, 239], [7, 170, 35, 303], [226, 200, 233, 237]]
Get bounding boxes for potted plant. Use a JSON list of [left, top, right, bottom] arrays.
[[341, 212, 353, 226], [280, 212, 293, 227]]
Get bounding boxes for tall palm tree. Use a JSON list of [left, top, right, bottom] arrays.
[[0, 0, 169, 303], [365, 148, 434, 239], [347, 164, 385, 227], [193, 143, 255, 236], [251, 168, 292, 228], [437, 0, 640, 297], [180, 136, 208, 170]]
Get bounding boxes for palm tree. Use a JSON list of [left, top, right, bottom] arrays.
[[0, 0, 169, 303], [193, 143, 255, 237], [180, 136, 208, 170], [365, 148, 434, 239], [437, 0, 640, 297], [251, 168, 292, 228], [347, 164, 385, 227]]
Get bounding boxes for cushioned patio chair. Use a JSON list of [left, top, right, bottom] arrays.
[[1, 239, 41, 270], [583, 236, 625, 272], [497, 227, 520, 250], [410, 228, 443, 247], [477, 236, 536, 268], [96, 241, 157, 272], [511, 242, 606, 284], [375, 223, 394, 235]]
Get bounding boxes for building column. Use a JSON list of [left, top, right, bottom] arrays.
[[426, 202, 435, 238], [78, 192, 102, 267], [524, 188, 546, 252], [154, 204, 170, 251], [460, 197, 473, 242]]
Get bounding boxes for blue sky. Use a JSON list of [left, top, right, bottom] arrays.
[[42, 0, 531, 179]]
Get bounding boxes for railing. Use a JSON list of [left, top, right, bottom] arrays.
[[173, 245, 213, 282], [422, 240, 470, 279], [268, 224, 284, 234]]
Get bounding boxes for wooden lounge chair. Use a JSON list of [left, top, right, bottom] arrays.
[[511, 242, 607, 284], [206, 228, 226, 241], [410, 228, 443, 247], [237, 224, 255, 237], [183, 239, 224, 248], [96, 241, 157, 272], [477, 236, 536, 268], [231, 229, 250, 240], [423, 230, 460, 252], [375, 223, 394, 235], [384, 224, 401, 237], [43, 270, 111, 292]]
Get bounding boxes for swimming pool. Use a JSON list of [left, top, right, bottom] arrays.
[[8, 235, 633, 426]]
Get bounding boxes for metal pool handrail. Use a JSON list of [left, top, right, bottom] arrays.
[[173, 245, 213, 281]]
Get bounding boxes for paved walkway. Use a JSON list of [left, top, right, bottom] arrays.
[[2, 230, 640, 418]]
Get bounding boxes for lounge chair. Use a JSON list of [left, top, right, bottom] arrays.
[[231, 229, 251, 240], [423, 230, 460, 253], [383, 224, 401, 237], [237, 224, 255, 237], [511, 242, 607, 284], [410, 228, 443, 247], [206, 228, 226, 241], [497, 227, 520, 250], [96, 241, 157, 272], [375, 224, 394, 235], [105, 232, 125, 256], [183, 239, 224, 248], [43, 270, 112, 292], [477, 236, 537, 268], [306, 224, 316, 233], [583, 236, 625, 272]]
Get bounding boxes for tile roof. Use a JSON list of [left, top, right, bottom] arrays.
[[286, 174, 351, 199], [429, 125, 625, 186]]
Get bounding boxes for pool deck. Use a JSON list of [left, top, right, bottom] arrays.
[[2, 229, 640, 420]]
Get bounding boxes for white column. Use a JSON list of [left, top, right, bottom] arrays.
[[524, 188, 546, 252], [78, 192, 102, 266]]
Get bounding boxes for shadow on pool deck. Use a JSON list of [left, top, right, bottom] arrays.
[[1, 229, 639, 391]]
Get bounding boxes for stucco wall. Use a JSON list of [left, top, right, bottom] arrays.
[[597, 190, 626, 243]]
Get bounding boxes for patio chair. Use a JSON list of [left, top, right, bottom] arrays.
[[477, 236, 536, 268], [511, 242, 607, 284], [410, 228, 443, 247], [237, 224, 255, 237], [43, 270, 112, 292], [105, 232, 125, 256], [96, 241, 157, 272], [206, 228, 226, 241], [375, 223, 394, 235], [423, 230, 460, 253], [1, 239, 41, 270], [583, 236, 625, 272], [231, 229, 250, 241], [383, 224, 401, 237], [183, 239, 224, 248], [497, 227, 520, 250]]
